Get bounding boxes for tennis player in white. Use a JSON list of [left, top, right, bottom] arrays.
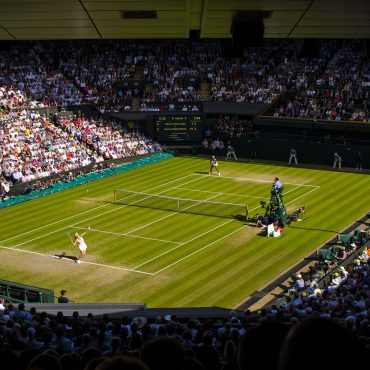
[[73, 227, 90, 264], [209, 155, 221, 176]]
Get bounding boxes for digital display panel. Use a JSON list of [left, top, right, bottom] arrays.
[[155, 114, 202, 142]]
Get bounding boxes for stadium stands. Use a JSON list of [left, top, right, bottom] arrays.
[[1, 36, 370, 369], [1, 39, 367, 117], [0, 251, 369, 370]]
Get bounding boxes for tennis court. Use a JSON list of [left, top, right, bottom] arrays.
[[1, 157, 369, 307], [0, 172, 319, 275]]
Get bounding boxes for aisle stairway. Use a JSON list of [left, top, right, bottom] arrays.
[[326, 48, 343, 69], [201, 81, 211, 101], [132, 97, 141, 111], [134, 65, 145, 80], [131, 65, 145, 110]]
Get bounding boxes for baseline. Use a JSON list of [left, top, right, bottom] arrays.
[[0, 245, 153, 275], [191, 173, 320, 188]]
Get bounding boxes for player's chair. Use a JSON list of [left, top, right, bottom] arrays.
[[337, 233, 352, 247], [317, 245, 340, 262]]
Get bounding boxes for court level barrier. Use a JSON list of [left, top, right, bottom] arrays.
[[0, 153, 173, 209], [0, 279, 54, 304]]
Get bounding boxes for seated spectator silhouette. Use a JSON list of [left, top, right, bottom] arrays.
[[236, 319, 289, 370], [58, 290, 69, 303], [27, 352, 62, 370], [80, 347, 101, 370], [194, 330, 221, 370], [0, 348, 20, 370], [182, 357, 206, 370], [59, 352, 81, 370], [96, 355, 149, 370], [278, 317, 367, 370], [141, 336, 184, 370]]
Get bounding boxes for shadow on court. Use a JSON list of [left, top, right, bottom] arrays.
[[54, 252, 77, 262], [232, 214, 247, 222], [287, 225, 338, 233]]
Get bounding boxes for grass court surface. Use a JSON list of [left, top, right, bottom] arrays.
[[1, 156, 369, 308]]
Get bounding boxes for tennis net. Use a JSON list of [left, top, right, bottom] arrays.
[[113, 189, 246, 219]]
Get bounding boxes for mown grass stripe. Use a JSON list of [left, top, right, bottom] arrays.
[[1, 156, 369, 307]]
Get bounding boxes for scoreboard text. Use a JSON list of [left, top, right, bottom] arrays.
[[155, 114, 202, 142]]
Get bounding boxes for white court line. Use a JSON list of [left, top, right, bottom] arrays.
[[0, 203, 109, 244], [174, 187, 270, 200], [132, 219, 233, 269], [0, 173, 196, 244], [73, 260, 154, 275], [153, 224, 248, 274], [3, 174, 321, 275], [88, 181, 320, 274], [70, 176, 205, 228], [0, 245, 153, 275], [125, 193, 220, 235], [0, 175, 210, 273], [133, 203, 262, 270], [71, 227, 182, 245], [285, 186, 320, 206], [192, 173, 320, 188], [149, 187, 320, 274], [11, 175, 205, 248], [283, 185, 303, 196]]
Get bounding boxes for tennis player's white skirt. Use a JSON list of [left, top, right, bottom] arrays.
[[79, 243, 87, 252]]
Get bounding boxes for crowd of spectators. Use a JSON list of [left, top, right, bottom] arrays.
[[49, 40, 137, 112], [141, 82, 202, 107], [1, 38, 369, 192], [200, 117, 254, 151], [0, 106, 93, 186], [139, 102, 201, 112], [0, 84, 161, 194], [1, 39, 369, 119], [0, 217, 369, 369], [2, 38, 370, 369], [212, 118, 254, 140], [282, 234, 370, 330], [0, 244, 369, 370], [56, 116, 162, 160], [269, 40, 370, 121], [0, 42, 83, 107], [209, 40, 295, 103], [0, 86, 37, 111], [141, 39, 219, 107]]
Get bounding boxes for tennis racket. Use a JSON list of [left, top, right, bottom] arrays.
[[66, 231, 73, 243]]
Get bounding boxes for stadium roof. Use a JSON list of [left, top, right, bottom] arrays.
[[0, 0, 369, 40]]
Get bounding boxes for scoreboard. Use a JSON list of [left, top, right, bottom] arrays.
[[155, 114, 202, 142]]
